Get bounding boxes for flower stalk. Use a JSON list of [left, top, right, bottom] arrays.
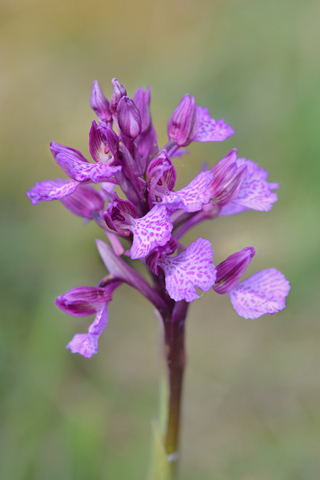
[[27, 77, 290, 478]]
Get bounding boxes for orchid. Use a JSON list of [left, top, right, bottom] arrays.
[[27, 78, 290, 479]]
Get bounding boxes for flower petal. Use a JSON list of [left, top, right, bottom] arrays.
[[158, 238, 216, 302], [194, 106, 234, 142], [221, 159, 278, 214], [26, 179, 79, 205], [66, 304, 109, 358], [160, 171, 213, 213], [130, 205, 173, 260], [229, 268, 290, 319]]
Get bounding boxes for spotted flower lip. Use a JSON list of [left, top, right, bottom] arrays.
[[228, 269, 290, 319], [157, 238, 216, 302]]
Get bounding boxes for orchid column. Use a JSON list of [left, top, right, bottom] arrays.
[[27, 78, 290, 479]]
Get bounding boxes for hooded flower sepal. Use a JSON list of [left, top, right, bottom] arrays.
[[90, 81, 112, 125], [219, 159, 279, 215], [209, 149, 247, 206], [228, 269, 290, 319], [104, 192, 138, 236], [50, 142, 121, 184], [147, 152, 176, 207], [156, 238, 216, 302], [158, 170, 214, 213], [60, 184, 105, 219], [89, 121, 119, 164], [26, 178, 79, 205], [104, 194, 174, 259], [56, 282, 121, 358], [213, 246, 255, 294]]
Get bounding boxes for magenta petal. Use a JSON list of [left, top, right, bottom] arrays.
[[27, 179, 79, 205], [160, 171, 213, 213], [229, 269, 290, 319], [130, 205, 173, 260], [194, 106, 235, 142], [158, 238, 216, 302], [66, 304, 109, 358]]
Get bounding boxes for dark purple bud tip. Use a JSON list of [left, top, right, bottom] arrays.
[[117, 96, 142, 140], [214, 247, 255, 294], [90, 81, 112, 123], [55, 286, 112, 316], [110, 78, 127, 114], [167, 94, 198, 147]]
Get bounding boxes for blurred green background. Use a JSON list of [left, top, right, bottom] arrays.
[[1, 0, 320, 478]]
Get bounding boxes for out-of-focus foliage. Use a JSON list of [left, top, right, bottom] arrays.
[[1, 0, 320, 479]]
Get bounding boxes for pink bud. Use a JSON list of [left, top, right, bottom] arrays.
[[117, 96, 142, 140], [110, 78, 127, 114], [90, 81, 112, 123], [167, 94, 198, 146]]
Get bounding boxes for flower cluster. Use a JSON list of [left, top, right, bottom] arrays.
[[27, 78, 290, 358]]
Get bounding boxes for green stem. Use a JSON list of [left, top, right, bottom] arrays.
[[163, 304, 188, 479]]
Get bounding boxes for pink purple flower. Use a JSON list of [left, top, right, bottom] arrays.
[[27, 78, 289, 357]]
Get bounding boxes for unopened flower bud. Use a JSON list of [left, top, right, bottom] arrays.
[[210, 149, 247, 206], [110, 78, 127, 114], [167, 94, 198, 146], [60, 184, 105, 219], [90, 81, 112, 123], [89, 121, 119, 164], [55, 286, 112, 316], [133, 86, 151, 134], [117, 96, 142, 139], [213, 247, 255, 294]]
